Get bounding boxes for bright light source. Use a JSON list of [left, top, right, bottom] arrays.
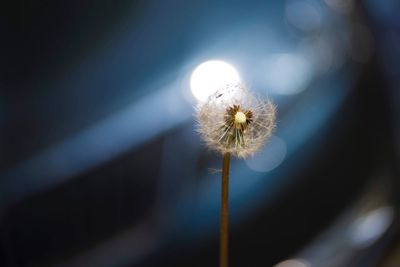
[[190, 60, 240, 102]]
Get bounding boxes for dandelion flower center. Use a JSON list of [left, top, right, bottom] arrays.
[[234, 111, 247, 124], [226, 105, 253, 132]]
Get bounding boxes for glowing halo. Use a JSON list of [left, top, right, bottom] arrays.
[[190, 60, 240, 102]]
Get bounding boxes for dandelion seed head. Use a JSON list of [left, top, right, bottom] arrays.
[[196, 83, 276, 158]]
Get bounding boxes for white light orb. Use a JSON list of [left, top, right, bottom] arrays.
[[190, 60, 240, 102]]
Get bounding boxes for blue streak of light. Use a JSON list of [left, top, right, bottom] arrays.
[[0, 85, 191, 213]]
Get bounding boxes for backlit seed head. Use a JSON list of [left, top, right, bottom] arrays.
[[196, 83, 276, 158]]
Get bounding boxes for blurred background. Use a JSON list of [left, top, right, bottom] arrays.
[[1, 0, 400, 266]]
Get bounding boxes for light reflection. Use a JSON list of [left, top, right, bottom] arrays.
[[324, 0, 355, 14], [0, 85, 192, 211], [245, 135, 287, 173], [262, 53, 312, 95], [286, 0, 322, 32], [298, 30, 351, 74], [351, 206, 394, 248], [298, 37, 334, 74], [274, 259, 310, 267], [190, 60, 240, 102]]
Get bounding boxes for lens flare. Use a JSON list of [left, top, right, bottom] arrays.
[[190, 60, 240, 102]]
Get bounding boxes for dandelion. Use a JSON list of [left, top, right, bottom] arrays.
[[196, 83, 276, 158], [195, 83, 276, 267]]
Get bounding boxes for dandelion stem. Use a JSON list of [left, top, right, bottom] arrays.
[[220, 152, 230, 267]]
